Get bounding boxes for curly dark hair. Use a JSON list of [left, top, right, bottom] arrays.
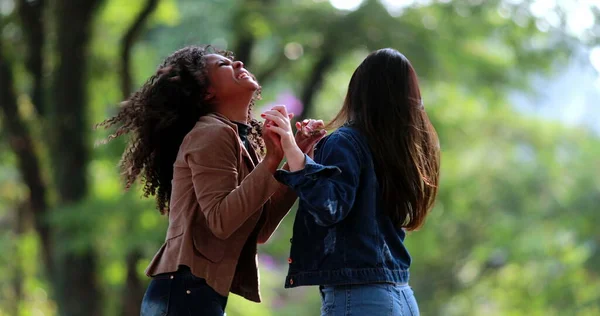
[[96, 45, 265, 214]]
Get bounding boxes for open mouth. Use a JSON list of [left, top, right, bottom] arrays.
[[237, 72, 251, 80]]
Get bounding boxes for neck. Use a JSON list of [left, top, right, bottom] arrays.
[[214, 94, 253, 123]]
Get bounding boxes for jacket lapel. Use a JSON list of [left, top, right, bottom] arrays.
[[205, 112, 257, 169], [239, 141, 256, 169]]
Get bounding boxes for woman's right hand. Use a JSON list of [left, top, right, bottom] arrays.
[[261, 106, 306, 172], [263, 119, 285, 173]]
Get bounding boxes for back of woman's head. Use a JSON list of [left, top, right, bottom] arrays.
[[97, 45, 263, 213], [330, 48, 440, 230]]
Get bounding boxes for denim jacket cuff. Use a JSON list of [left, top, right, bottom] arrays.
[[275, 155, 341, 188]]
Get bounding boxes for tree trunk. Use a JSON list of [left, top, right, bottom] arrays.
[[121, 250, 145, 316], [233, 35, 254, 66], [12, 204, 26, 316], [0, 35, 51, 273], [0, 30, 51, 316], [51, 1, 103, 315], [17, 0, 46, 116], [118, 1, 160, 314]]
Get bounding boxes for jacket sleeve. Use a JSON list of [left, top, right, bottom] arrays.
[[256, 177, 298, 244], [274, 133, 362, 227], [184, 124, 281, 239]]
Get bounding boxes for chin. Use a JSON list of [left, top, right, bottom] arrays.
[[248, 81, 260, 91]]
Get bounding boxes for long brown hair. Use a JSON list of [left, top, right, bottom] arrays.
[[96, 45, 264, 213], [328, 48, 440, 230]]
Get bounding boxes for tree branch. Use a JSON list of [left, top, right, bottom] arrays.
[[255, 49, 288, 85], [299, 50, 335, 120], [120, 0, 160, 98], [231, 0, 274, 67], [297, 2, 379, 120]]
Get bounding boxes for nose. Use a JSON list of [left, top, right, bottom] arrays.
[[233, 61, 244, 69]]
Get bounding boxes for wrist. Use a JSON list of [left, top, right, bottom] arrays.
[[263, 155, 281, 173], [287, 147, 306, 172]]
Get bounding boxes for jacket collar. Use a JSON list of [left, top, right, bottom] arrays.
[[204, 112, 257, 168]]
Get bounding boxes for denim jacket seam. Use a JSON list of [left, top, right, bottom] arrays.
[[336, 130, 365, 168]]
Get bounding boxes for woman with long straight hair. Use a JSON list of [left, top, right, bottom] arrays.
[[262, 48, 440, 315]]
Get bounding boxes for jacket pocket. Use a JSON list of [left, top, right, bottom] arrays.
[[192, 223, 225, 263]]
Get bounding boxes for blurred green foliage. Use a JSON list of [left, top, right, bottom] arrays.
[[0, 0, 599, 315]]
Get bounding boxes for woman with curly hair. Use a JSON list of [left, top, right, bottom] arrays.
[[97, 45, 325, 315]]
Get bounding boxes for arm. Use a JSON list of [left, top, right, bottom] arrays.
[[185, 125, 281, 240], [274, 133, 362, 227], [256, 117, 326, 243], [256, 181, 297, 244]]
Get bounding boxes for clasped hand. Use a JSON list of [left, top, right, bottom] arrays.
[[261, 105, 326, 172]]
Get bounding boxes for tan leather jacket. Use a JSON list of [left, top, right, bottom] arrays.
[[145, 112, 296, 302]]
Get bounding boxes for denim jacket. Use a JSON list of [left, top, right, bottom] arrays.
[[275, 126, 411, 288]]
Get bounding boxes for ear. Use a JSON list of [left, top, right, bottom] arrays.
[[204, 86, 215, 101]]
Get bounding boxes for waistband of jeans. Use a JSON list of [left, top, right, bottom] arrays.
[[151, 265, 196, 280], [319, 282, 408, 290], [287, 268, 410, 288]]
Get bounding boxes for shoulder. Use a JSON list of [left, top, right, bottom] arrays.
[[320, 127, 363, 150], [182, 115, 238, 151], [316, 128, 366, 164], [190, 115, 236, 139], [337, 126, 367, 144]]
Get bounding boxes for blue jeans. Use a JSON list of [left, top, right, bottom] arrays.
[[140, 266, 228, 316], [319, 283, 420, 316]]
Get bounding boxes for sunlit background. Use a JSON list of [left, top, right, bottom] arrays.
[[0, 0, 599, 315]]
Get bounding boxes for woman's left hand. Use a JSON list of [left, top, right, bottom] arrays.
[[295, 119, 326, 157]]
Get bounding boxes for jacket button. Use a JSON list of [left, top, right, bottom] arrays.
[[287, 258, 293, 264], [289, 278, 294, 285]]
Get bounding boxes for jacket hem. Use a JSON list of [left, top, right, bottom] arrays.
[[284, 268, 409, 288]]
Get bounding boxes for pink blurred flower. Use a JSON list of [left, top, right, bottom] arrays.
[[259, 91, 304, 117], [259, 254, 278, 271], [271, 296, 285, 309]]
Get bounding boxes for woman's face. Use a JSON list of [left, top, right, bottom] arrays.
[[203, 54, 259, 101]]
